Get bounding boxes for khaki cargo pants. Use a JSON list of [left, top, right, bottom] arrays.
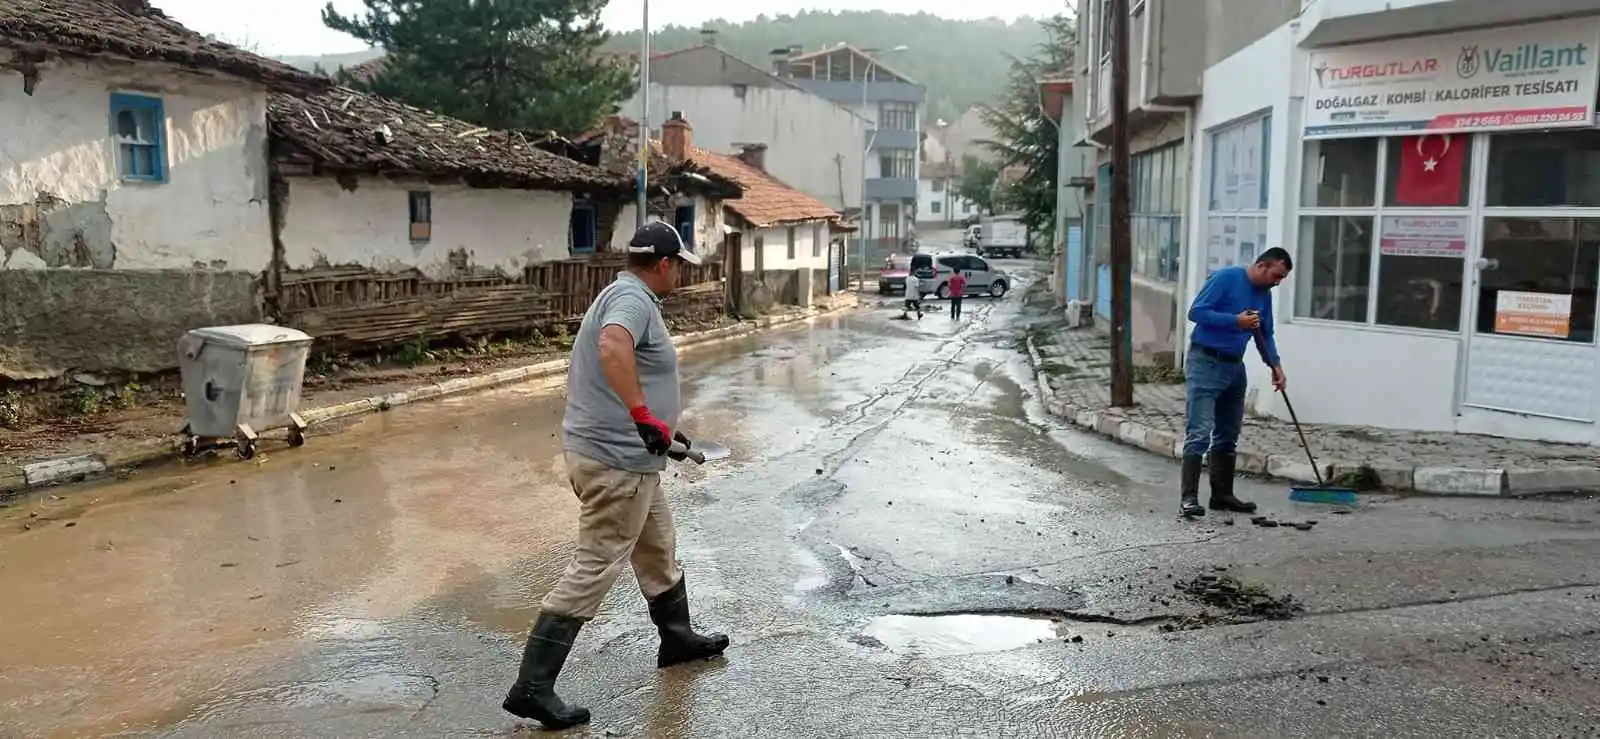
[[541, 451, 683, 620]]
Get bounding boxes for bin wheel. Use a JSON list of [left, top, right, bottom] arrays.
[[180, 436, 198, 457], [287, 427, 306, 448], [236, 440, 256, 460]]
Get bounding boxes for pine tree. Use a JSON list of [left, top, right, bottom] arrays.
[[322, 0, 636, 136], [977, 14, 1074, 253]]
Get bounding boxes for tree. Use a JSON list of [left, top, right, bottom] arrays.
[[955, 155, 1001, 216], [976, 14, 1074, 252], [322, 0, 636, 136]]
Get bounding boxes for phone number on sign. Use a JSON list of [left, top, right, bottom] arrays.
[[1439, 110, 1590, 128]]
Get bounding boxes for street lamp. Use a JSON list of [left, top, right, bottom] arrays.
[[858, 44, 907, 289], [636, 0, 651, 227]]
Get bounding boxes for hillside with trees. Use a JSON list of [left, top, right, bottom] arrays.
[[610, 12, 1046, 125], [279, 11, 1047, 127]]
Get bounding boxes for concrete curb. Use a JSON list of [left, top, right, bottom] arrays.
[[1023, 335, 1597, 497], [1, 297, 860, 498]]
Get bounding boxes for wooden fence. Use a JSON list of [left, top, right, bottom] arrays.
[[277, 257, 726, 350]]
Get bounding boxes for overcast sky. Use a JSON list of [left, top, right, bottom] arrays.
[[153, 0, 1068, 56]]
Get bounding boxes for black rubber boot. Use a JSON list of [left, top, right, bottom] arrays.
[[1207, 452, 1257, 513], [503, 613, 591, 729], [1179, 454, 1205, 518], [648, 577, 730, 668]]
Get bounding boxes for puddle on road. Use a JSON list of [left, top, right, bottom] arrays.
[[859, 614, 1060, 657]]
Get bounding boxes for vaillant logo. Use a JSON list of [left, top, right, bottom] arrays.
[[1459, 41, 1591, 78], [1457, 46, 1480, 78]]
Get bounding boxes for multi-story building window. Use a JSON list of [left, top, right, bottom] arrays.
[[880, 149, 915, 179], [880, 102, 916, 131], [1130, 141, 1185, 282]]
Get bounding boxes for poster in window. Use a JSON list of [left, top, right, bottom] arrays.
[[1222, 218, 1238, 271], [1237, 216, 1257, 268], [1379, 216, 1467, 258], [1238, 122, 1261, 209], [1494, 291, 1572, 338], [1206, 217, 1225, 274]]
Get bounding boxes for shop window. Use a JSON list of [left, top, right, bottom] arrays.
[[1301, 138, 1377, 207], [1373, 215, 1467, 331], [1476, 218, 1599, 344], [1384, 134, 1471, 207], [1486, 129, 1600, 208], [1294, 215, 1372, 323], [1298, 135, 1468, 332], [1205, 115, 1271, 275]]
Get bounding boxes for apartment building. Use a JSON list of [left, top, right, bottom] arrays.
[[773, 44, 928, 260], [620, 33, 869, 216], [1072, 0, 1302, 365], [1200, 0, 1600, 445]]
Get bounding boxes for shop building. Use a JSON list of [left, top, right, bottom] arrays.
[[1195, 5, 1600, 445], [1073, 0, 1303, 365]]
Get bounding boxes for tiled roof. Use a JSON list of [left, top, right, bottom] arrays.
[[679, 145, 841, 228], [267, 86, 627, 192], [0, 0, 326, 91]]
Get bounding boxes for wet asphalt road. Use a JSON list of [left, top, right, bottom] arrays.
[[3, 258, 1600, 738]]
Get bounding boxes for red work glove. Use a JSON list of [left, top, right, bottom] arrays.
[[629, 405, 672, 456]]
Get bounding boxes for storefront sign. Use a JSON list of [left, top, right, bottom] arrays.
[[1379, 216, 1468, 257], [1305, 18, 1600, 138], [1493, 291, 1572, 338]]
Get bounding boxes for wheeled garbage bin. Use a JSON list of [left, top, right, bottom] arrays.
[[178, 324, 314, 459]]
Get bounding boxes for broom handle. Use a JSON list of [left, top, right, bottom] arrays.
[[1253, 325, 1325, 487]]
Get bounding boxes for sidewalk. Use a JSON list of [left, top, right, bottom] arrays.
[[0, 294, 860, 498], [1025, 324, 1600, 496]]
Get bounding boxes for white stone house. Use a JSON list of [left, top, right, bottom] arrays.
[[656, 113, 847, 310], [266, 86, 629, 279], [0, 0, 328, 379], [263, 86, 666, 345]]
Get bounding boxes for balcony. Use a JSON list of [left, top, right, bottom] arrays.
[[866, 128, 918, 151], [788, 79, 926, 104], [864, 178, 917, 201]]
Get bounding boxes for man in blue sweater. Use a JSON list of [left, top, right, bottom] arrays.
[[1180, 247, 1292, 518]]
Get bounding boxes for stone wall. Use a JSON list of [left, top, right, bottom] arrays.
[[0, 270, 260, 380]]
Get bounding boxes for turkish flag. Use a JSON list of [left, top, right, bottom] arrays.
[[1393, 134, 1465, 206]]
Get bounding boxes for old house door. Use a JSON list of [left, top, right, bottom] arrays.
[[724, 232, 742, 315]]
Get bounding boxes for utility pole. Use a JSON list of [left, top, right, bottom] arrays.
[[635, 0, 651, 227], [1109, 0, 1134, 407]]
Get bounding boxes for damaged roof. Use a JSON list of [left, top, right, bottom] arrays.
[[682, 146, 841, 229], [268, 86, 628, 192], [536, 116, 742, 198], [0, 0, 325, 91]]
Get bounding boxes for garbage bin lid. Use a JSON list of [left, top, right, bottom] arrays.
[[185, 324, 313, 349]]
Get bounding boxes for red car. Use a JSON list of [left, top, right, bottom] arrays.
[[877, 254, 916, 294]]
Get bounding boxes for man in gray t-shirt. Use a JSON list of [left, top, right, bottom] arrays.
[[502, 221, 729, 730]]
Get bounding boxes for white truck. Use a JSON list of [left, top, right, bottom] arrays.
[[978, 216, 1028, 259]]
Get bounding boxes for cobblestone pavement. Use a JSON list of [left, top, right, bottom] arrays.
[[1030, 323, 1600, 492]]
